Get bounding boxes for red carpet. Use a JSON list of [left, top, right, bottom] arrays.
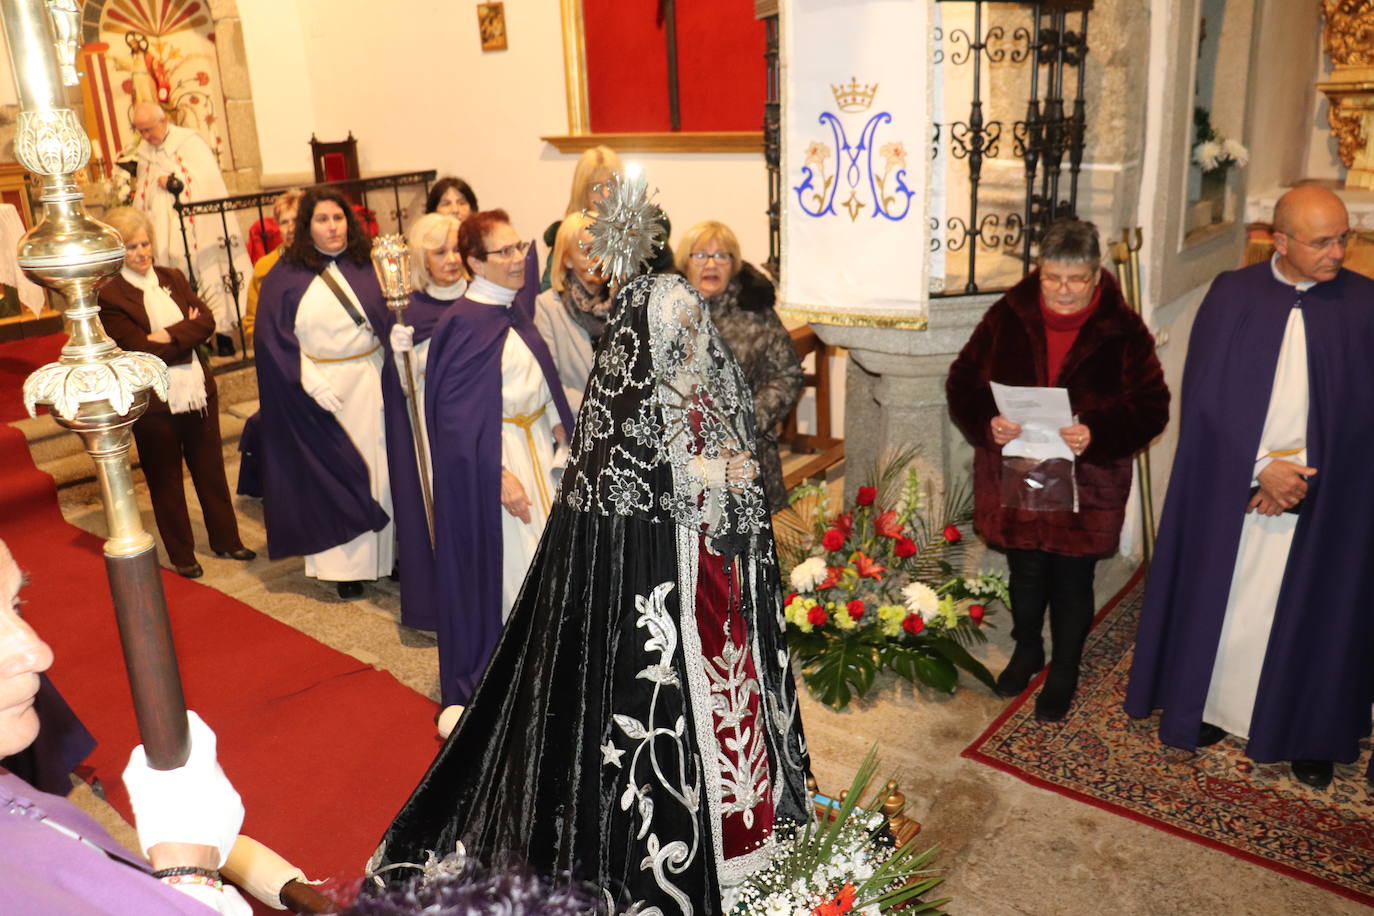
[[1, 335, 442, 904], [964, 569, 1374, 907], [0, 331, 63, 422]]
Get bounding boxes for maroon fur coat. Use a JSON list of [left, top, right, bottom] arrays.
[[946, 270, 1169, 557]]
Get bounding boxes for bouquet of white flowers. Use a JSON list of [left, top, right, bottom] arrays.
[[1192, 107, 1249, 173], [723, 749, 947, 916]]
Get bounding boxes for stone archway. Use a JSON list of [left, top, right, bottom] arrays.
[[78, 0, 260, 192]]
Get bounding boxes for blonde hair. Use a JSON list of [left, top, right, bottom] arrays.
[[565, 145, 623, 217], [675, 220, 742, 278], [550, 212, 596, 293], [406, 212, 463, 288], [104, 206, 155, 252], [272, 188, 304, 221]]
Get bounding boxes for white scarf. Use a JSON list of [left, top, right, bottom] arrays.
[[123, 266, 208, 414], [466, 276, 517, 306], [426, 278, 468, 301]]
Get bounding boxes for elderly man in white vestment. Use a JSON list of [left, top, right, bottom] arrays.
[[1127, 185, 1374, 792], [131, 102, 252, 345]]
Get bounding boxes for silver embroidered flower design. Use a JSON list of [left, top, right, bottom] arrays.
[[607, 467, 649, 515], [705, 637, 770, 826]]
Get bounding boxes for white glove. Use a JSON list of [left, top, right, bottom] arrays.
[[306, 379, 343, 413], [122, 711, 245, 868], [390, 323, 415, 355]]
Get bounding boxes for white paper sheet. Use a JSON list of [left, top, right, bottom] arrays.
[[991, 381, 1074, 461]]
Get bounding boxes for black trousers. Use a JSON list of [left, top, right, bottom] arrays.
[[1006, 548, 1098, 676], [132, 395, 244, 568]]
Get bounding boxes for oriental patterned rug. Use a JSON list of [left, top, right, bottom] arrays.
[[963, 569, 1374, 907]]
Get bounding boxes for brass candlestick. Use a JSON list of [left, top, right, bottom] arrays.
[[370, 234, 435, 546], [4, 0, 191, 768], [1111, 227, 1155, 564]]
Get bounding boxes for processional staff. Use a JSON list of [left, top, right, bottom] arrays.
[[1110, 226, 1156, 564], [371, 235, 435, 546], [4, 3, 331, 910]]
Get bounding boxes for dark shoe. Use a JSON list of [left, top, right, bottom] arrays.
[[1197, 722, 1228, 748], [1291, 759, 1333, 790], [1034, 669, 1078, 722], [995, 643, 1046, 698], [215, 333, 236, 357], [174, 562, 203, 579], [336, 580, 364, 599], [214, 548, 256, 561]]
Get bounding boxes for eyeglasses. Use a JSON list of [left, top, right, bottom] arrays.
[[1039, 272, 1095, 291], [689, 252, 733, 263], [485, 240, 531, 259], [1281, 229, 1355, 253]]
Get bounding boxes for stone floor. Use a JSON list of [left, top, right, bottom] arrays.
[[30, 396, 1365, 916]]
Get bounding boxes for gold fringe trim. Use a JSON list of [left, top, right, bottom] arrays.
[[777, 305, 929, 331]]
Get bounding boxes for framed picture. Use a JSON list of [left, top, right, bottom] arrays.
[[478, 3, 508, 52]]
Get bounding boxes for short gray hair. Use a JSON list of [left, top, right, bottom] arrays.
[[1036, 219, 1100, 268]]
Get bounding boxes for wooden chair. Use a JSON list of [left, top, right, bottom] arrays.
[[309, 133, 360, 185], [780, 325, 845, 490]]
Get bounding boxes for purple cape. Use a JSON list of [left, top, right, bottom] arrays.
[[426, 264, 574, 706], [382, 293, 453, 630], [404, 289, 454, 343], [250, 258, 391, 558], [0, 771, 212, 913], [1125, 262, 1374, 772]]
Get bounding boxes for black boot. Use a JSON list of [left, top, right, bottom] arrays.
[[999, 550, 1051, 697], [995, 643, 1045, 697], [1033, 554, 1099, 722]]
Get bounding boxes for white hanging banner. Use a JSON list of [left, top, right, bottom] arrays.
[[780, 0, 931, 329]]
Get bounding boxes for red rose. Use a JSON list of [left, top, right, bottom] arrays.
[[942, 524, 963, 543], [846, 599, 866, 620], [902, 614, 925, 635], [856, 486, 877, 506], [821, 528, 846, 551], [784, 592, 797, 607], [894, 537, 917, 558], [969, 603, 985, 625], [834, 511, 854, 538], [807, 606, 828, 627]]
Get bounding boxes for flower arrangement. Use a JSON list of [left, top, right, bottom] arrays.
[[1192, 106, 1249, 174], [776, 450, 1007, 710], [724, 748, 947, 916]]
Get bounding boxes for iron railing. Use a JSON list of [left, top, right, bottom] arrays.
[[170, 169, 437, 355], [761, 0, 1090, 297]]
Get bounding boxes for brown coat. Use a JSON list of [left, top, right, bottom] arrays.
[[97, 266, 217, 414], [97, 266, 243, 567], [946, 270, 1170, 557]]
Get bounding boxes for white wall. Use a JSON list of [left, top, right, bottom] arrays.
[[235, 0, 771, 265]]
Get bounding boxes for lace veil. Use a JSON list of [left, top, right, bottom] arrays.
[[559, 274, 771, 556]]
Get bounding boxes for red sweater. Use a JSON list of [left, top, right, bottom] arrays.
[[1040, 283, 1102, 384]]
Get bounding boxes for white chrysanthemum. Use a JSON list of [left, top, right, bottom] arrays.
[[1193, 139, 1223, 171], [789, 556, 829, 592], [902, 581, 940, 619], [1223, 137, 1249, 167]]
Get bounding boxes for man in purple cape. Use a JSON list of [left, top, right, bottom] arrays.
[[1125, 186, 1374, 789], [425, 243, 574, 707], [250, 199, 437, 626]]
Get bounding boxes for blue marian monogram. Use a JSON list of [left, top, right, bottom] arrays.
[[794, 78, 916, 223]]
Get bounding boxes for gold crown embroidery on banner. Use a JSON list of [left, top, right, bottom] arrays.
[[831, 77, 878, 112]]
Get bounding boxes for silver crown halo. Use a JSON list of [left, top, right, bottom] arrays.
[[586, 169, 665, 285]]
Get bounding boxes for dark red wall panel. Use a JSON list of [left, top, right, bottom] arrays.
[[583, 0, 765, 133]]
